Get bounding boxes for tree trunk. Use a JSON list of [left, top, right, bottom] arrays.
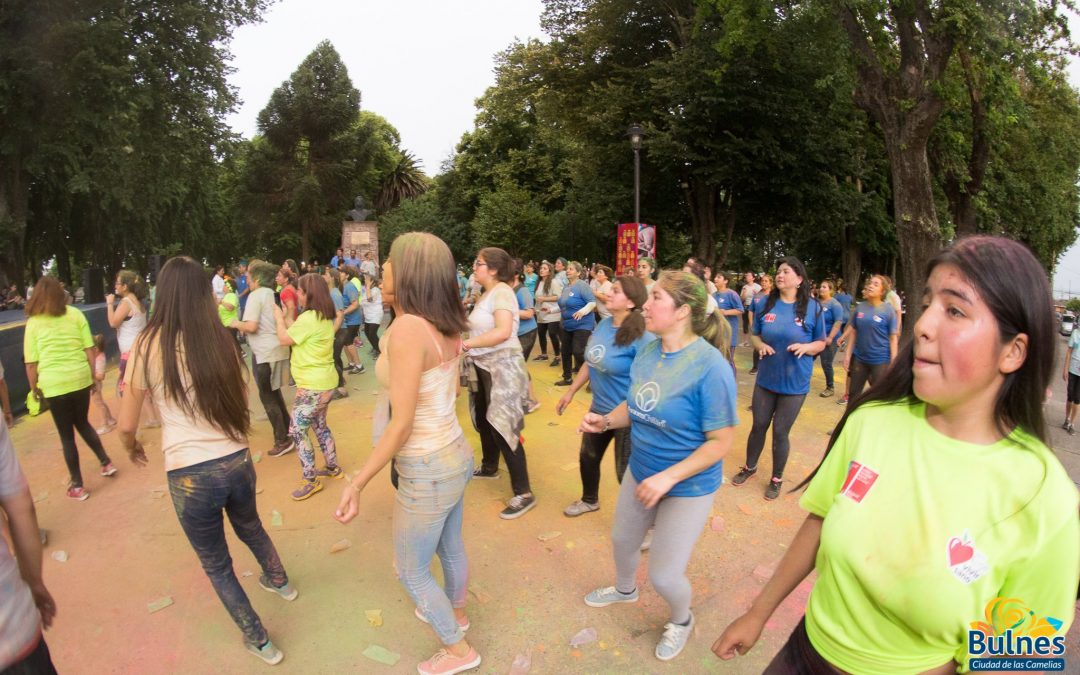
[[887, 139, 943, 339], [0, 161, 28, 289], [951, 48, 990, 238], [301, 219, 311, 265], [684, 179, 718, 266], [716, 193, 736, 269], [842, 223, 861, 296]]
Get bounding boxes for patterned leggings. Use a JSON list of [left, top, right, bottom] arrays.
[[289, 388, 337, 481]]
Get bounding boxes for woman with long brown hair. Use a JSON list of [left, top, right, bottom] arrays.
[[24, 277, 117, 500], [557, 275, 654, 517], [335, 233, 481, 675], [273, 273, 341, 501], [119, 256, 294, 666]]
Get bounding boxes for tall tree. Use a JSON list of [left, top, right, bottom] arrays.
[[254, 41, 361, 262]]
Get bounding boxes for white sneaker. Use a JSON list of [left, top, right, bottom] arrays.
[[655, 610, 694, 661], [563, 500, 600, 517], [245, 639, 284, 665]]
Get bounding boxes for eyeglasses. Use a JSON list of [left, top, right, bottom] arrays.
[[473, 261, 488, 268]]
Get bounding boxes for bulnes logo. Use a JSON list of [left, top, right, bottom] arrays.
[[967, 597, 1066, 671], [588, 344, 606, 363], [635, 382, 660, 412]]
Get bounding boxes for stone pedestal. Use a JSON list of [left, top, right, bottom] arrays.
[[341, 221, 379, 263]]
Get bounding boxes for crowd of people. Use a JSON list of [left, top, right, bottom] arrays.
[[5, 234, 1077, 675]]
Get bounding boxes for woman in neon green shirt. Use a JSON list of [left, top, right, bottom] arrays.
[[217, 278, 239, 340], [273, 273, 341, 501], [714, 236, 1079, 674], [24, 277, 117, 500]]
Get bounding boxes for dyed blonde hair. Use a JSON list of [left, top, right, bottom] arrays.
[[656, 270, 730, 359], [388, 232, 468, 336], [116, 269, 147, 300]]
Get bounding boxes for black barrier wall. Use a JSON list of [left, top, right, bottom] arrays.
[[5, 303, 119, 416]]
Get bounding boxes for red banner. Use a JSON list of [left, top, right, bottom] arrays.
[[616, 223, 656, 276]]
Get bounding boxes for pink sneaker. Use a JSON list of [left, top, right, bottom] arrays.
[[100, 463, 118, 477], [417, 647, 481, 675], [66, 486, 89, 501]]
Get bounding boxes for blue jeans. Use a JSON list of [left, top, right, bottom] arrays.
[[819, 342, 837, 389], [168, 449, 287, 646], [393, 435, 473, 645]]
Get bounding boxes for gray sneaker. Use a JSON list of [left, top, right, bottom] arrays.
[[245, 639, 284, 665], [563, 500, 600, 517], [584, 585, 639, 608], [655, 610, 695, 661], [258, 575, 298, 601]]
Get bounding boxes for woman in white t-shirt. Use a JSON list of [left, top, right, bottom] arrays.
[[462, 247, 535, 519], [593, 264, 614, 320], [533, 261, 563, 365], [119, 256, 294, 666]]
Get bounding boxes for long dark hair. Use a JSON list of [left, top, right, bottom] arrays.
[[131, 256, 249, 442], [614, 275, 647, 346], [798, 236, 1055, 490], [763, 256, 814, 324]]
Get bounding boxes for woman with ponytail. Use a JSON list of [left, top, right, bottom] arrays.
[[715, 236, 1079, 674], [731, 257, 825, 501], [577, 271, 737, 662], [556, 275, 655, 517]]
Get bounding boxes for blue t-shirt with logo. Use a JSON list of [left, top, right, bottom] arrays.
[[627, 338, 738, 497], [752, 297, 826, 395], [558, 280, 596, 332], [330, 287, 345, 314], [714, 289, 743, 348], [342, 282, 361, 327], [819, 297, 844, 338], [585, 317, 655, 415], [851, 301, 898, 365], [834, 292, 853, 324], [515, 285, 537, 336]]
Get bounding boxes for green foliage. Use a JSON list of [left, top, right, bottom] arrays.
[[377, 191, 472, 263], [1066, 298, 1080, 315]]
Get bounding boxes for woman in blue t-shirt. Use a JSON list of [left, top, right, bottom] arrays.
[[733, 257, 825, 501], [577, 271, 737, 662], [555, 261, 596, 386], [747, 274, 772, 375], [839, 274, 899, 408], [556, 276, 654, 517], [713, 271, 744, 369], [815, 280, 845, 397]]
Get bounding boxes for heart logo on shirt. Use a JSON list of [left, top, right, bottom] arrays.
[[948, 537, 975, 566]]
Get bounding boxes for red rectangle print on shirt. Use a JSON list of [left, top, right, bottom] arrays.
[[840, 461, 879, 503]]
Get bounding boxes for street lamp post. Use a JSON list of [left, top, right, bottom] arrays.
[[627, 124, 644, 224]]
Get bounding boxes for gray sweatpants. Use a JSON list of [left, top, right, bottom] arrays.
[[612, 472, 716, 624]]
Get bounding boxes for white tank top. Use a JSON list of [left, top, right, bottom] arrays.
[[117, 296, 146, 354], [374, 318, 463, 457]]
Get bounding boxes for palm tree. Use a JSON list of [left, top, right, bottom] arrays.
[[374, 151, 429, 212]]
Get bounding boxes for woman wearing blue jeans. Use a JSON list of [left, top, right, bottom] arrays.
[[335, 232, 480, 675], [119, 257, 294, 666]]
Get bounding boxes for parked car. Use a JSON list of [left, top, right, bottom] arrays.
[[1061, 313, 1075, 336]]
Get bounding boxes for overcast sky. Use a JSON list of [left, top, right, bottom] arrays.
[[224, 1, 1080, 294]]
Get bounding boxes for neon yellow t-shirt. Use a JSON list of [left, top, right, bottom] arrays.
[[286, 310, 337, 391], [23, 306, 94, 397], [800, 399, 1079, 674], [218, 292, 238, 327]]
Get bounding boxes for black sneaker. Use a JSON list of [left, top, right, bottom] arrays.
[[550, 357, 561, 367], [731, 466, 757, 486], [500, 493, 536, 519], [472, 467, 499, 479], [748, 368, 758, 375], [555, 378, 572, 386], [533, 354, 548, 361], [1064, 420, 1072, 431], [765, 479, 783, 501], [347, 364, 365, 375], [1069, 424, 1076, 436]]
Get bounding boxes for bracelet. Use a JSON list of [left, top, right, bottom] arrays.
[[601, 415, 611, 432]]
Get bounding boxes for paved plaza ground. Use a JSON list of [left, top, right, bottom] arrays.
[[9, 334, 1080, 674]]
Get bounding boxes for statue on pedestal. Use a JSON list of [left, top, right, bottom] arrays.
[[347, 196, 373, 222]]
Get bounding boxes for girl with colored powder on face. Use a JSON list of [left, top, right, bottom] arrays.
[[273, 273, 342, 501], [119, 256, 294, 666], [335, 233, 481, 675], [731, 257, 826, 501], [714, 236, 1080, 674], [557, 275, 654, 517], [838, 273, 899, 406], [579, 271, 737, 662]]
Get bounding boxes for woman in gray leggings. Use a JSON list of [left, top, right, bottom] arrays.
[[732, 257, 826, 500], [578, 271, 738, 662]]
